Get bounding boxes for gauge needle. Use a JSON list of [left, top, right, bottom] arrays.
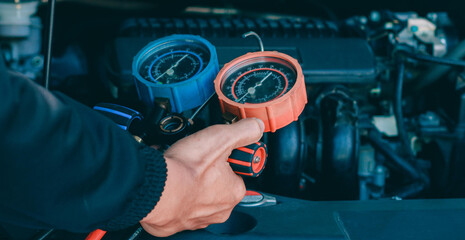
[[235, 72, 273, 103], [173, 54, 189, 68], [154, 54, 188, 81], [255, 72, 273, 87], [235, 90, 250, 103]]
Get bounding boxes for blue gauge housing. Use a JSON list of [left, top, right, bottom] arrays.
[[132, 34, 219, 113]]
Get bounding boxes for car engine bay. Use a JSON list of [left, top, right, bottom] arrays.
[[2, 0, 465, 239]]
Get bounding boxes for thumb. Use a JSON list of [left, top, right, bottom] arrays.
[[225, 118, 265, 149]]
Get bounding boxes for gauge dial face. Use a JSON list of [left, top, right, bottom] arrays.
[[221, 58, 297, 104], [138, 41, 211, 84]]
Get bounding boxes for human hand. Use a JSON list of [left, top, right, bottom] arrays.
[[140, 118, 265, 237]]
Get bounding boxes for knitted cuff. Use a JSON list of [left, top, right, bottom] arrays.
[[103, 145, 167, 231]]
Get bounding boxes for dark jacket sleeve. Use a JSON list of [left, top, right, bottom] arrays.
[[0, 58, 167, 233]]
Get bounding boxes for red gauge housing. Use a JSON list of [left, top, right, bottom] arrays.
[[215, 51, 307, 132]]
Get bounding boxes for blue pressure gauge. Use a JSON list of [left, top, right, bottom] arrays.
[[132, 35, 219, 113]]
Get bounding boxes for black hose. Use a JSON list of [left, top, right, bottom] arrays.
[[398, 49, 465, 68], [394, 59, 416, 160], [393, 46, 465, 158], [367, 130, 421, 180], [417, 40, 465, 91]]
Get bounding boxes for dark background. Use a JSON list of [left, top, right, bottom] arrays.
[[42, 0, 465, 55]]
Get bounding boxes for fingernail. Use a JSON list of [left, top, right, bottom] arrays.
[[254, 118, 265, 132]]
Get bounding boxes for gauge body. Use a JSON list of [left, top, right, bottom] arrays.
[[133, 35, 219, 113], [215, 51, 307, 132]]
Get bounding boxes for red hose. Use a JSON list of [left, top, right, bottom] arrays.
[[85, 229, 107, 240]]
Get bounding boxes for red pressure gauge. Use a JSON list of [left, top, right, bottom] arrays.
[[214, 32, 307, 132]]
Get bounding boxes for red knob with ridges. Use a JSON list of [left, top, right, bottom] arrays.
[[228, 142, 267, 177]]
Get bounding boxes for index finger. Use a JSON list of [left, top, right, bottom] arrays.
[[225, 118, 265, 150]]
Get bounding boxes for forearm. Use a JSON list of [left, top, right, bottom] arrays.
[[0, 63, 166, 232]]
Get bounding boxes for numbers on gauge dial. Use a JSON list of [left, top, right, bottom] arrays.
[[139, 44, 210, 84], [222, 62, 297, 104]]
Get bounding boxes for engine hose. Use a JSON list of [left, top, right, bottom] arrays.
[[397, 49, 465, 68], [394, 59, 416, 160], [367, 130, 424, 182], [392, 49, 459, 160], [418, 40, 465, 90]]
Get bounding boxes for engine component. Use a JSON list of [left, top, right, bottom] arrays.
[[0, 0, 42, 81], [367, 130, 427, 198], [0, 0, 39, 38], [110, 16, 376, 98], [396, 15, 447, 57], [358, 145, 388, 200], [215, 32, 307, 132], [314, 87, 359, 200], [417, 39, 465, 91], [132, 34, 219, 113], [265, 119, 307, 197], [372, 115, 398, 137]]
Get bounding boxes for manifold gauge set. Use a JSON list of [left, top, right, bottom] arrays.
[[93, 31, 307, 177], [89, 29, 307, 240], [129, 32, 306, 130]]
